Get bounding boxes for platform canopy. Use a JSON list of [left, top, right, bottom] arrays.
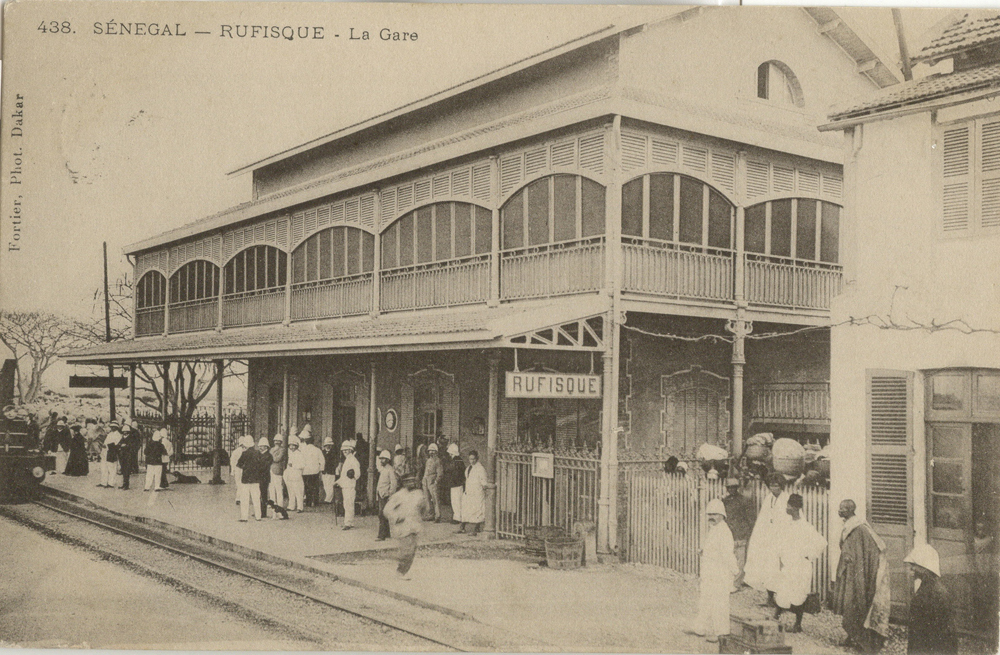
[[64, 296, 610, 365]]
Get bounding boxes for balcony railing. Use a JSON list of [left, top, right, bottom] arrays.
[[380, 255, 490, 312], [135, 306, 165, 337], [291, 273, 373, 321], [744, 253, 842, 311], [139, 238, 845, 335], [622, 238, 734, 302], [222, 288, 285, 328], [167, 298, 218, 334], [751, 382, 830, 422], [500, 236, 605, 301]]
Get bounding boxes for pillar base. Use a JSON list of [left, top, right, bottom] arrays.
[[484, 483, 497, 537], [208, 477, 226, 485]]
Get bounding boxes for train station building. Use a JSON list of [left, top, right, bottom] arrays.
[[68, 7, 898, 561]]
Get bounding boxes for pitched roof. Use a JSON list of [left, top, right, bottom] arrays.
[[915, 10, 1000, 64], [825, 61, 1000, 125], [63, 296, 609, 364]]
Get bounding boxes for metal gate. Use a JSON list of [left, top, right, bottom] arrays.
[[496, 448, 600, 539]]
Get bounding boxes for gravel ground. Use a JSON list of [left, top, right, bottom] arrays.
[[0, 502, 447, 652]]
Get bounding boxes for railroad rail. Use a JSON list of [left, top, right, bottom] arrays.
[[0, 493, 549, 652]]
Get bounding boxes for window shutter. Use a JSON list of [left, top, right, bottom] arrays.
[[942, 125, 972, 233], [866, 369, 914, 622], [979, 119, 1000, 229]]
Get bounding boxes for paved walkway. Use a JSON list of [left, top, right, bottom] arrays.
[[43, 468, 851, 653]]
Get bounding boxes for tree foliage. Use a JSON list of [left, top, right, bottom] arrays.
[[0, 311, 91, 403]]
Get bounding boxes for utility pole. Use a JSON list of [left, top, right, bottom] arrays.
[[103, 242, 116, 422], [892, 9, 914, 82]]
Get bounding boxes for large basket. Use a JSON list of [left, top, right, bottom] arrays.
[[544, 536, 584, 570], [524, 525, 565, 556]]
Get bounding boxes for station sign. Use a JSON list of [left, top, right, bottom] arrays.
[[505, 371, 601, 399]]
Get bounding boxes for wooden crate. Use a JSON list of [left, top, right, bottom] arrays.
[[718, 634, 792, 654], [729, 616, 785, 649]]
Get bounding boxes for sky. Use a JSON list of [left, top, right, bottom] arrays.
[[0, 1, 961, 392]]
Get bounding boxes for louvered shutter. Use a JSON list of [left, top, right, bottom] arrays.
[[942, 125, 972, 233], [979, 119, 1000, 229], [866, 369, 914, 621]]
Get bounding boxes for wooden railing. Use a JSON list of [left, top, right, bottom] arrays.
[[222, 288, 285, 327], [291, 274, 372, 321], [167, 298, 218, 333], [744, 253, 842, 310], [622, 238, 734, 301], [751, 382, 830, 422], [380, 255, 490, 312], [500, 236, 605, 300], [135, 306, 165, 337]]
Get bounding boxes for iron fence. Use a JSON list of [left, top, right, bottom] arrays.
[[496, 448, 600, 539], [132, 409, 250, 472]]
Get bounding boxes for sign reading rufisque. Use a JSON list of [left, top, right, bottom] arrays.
[[505, 372, 601, 399]]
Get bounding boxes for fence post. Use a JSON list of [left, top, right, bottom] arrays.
[[484, 355, 499, 539], [210, 359, 225, 484]]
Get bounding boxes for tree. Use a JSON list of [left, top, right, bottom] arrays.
[[0, 310, 90, 403]]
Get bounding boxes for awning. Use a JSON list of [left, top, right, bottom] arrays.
[[64, 296, 610, 365]]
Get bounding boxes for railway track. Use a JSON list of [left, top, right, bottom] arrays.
[[0, 493, 549, 652]]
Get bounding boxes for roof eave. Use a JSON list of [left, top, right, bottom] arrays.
[[820, 86, 1000, 131]]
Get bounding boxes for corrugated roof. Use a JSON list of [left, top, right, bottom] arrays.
[[124, 86, 614, 255], [827, 61, 1000, 123], [916, 10, 1000, 64], [63, 297, 609, 364]]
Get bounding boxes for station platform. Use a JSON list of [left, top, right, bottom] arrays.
[[42, 468, 852, 654]]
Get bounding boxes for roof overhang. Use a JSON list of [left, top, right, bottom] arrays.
[[64, 296, 611, 365]]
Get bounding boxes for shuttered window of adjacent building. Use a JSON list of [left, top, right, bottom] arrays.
[[941, 116, 1000, 235], [866, 369, 914, 623], [867, 370, 913, 526]]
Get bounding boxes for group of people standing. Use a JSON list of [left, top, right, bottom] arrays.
[[97, 419, 172, 491], [692, 472, 958, 655], [30, 412, 103, 477]]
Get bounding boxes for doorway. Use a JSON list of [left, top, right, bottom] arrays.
[[925, 369, 1000, 644], [330, 381, 355, 447]]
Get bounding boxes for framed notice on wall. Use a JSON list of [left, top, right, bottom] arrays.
[[532, 452, 555, 479]]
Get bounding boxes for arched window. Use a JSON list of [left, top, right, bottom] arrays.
[[136, 270, 166, 309], [292, 226, 374, 284], [744, 199, 840, 262], [169, 260, 219, 303], [381, 202, 491, 269], [501, 175, 605, 250], [756, 61, 804, 107], [621, 173, 734, 249], [224, 245, 286, 294]]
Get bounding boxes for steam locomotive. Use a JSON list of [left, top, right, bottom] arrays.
[[0, 360, 51, 501]]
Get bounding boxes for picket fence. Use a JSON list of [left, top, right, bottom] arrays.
[[618, 463, 831, 600]]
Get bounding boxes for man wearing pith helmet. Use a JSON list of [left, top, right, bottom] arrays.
[[336, 440, 361, 530], [689, 498, 738, 643], [904, 544, 957, 655]]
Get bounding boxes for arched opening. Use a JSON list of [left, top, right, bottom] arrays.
[[500, 174, 605, 250], [222, 245, 287, 327], [381, 201, 491, 269], [744, 198, 840, 262], [135, 270, 166, 337], [756, 60, 805, 108], [292, 226, 374, 283], [290, 226, 375, 320], [621, 173, 734, 249], [168, 260, 220, 333]]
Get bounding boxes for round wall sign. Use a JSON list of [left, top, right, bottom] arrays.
[[384, 408, 398, 432]]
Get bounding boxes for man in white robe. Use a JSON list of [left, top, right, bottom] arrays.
[[690, 498, 739, 643], [457, 449, 487, 536], [744, 472, 791, 605], [774, 493, 826, 632]]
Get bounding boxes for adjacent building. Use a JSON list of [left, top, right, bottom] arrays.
[[823, 10, 1000, 641]]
